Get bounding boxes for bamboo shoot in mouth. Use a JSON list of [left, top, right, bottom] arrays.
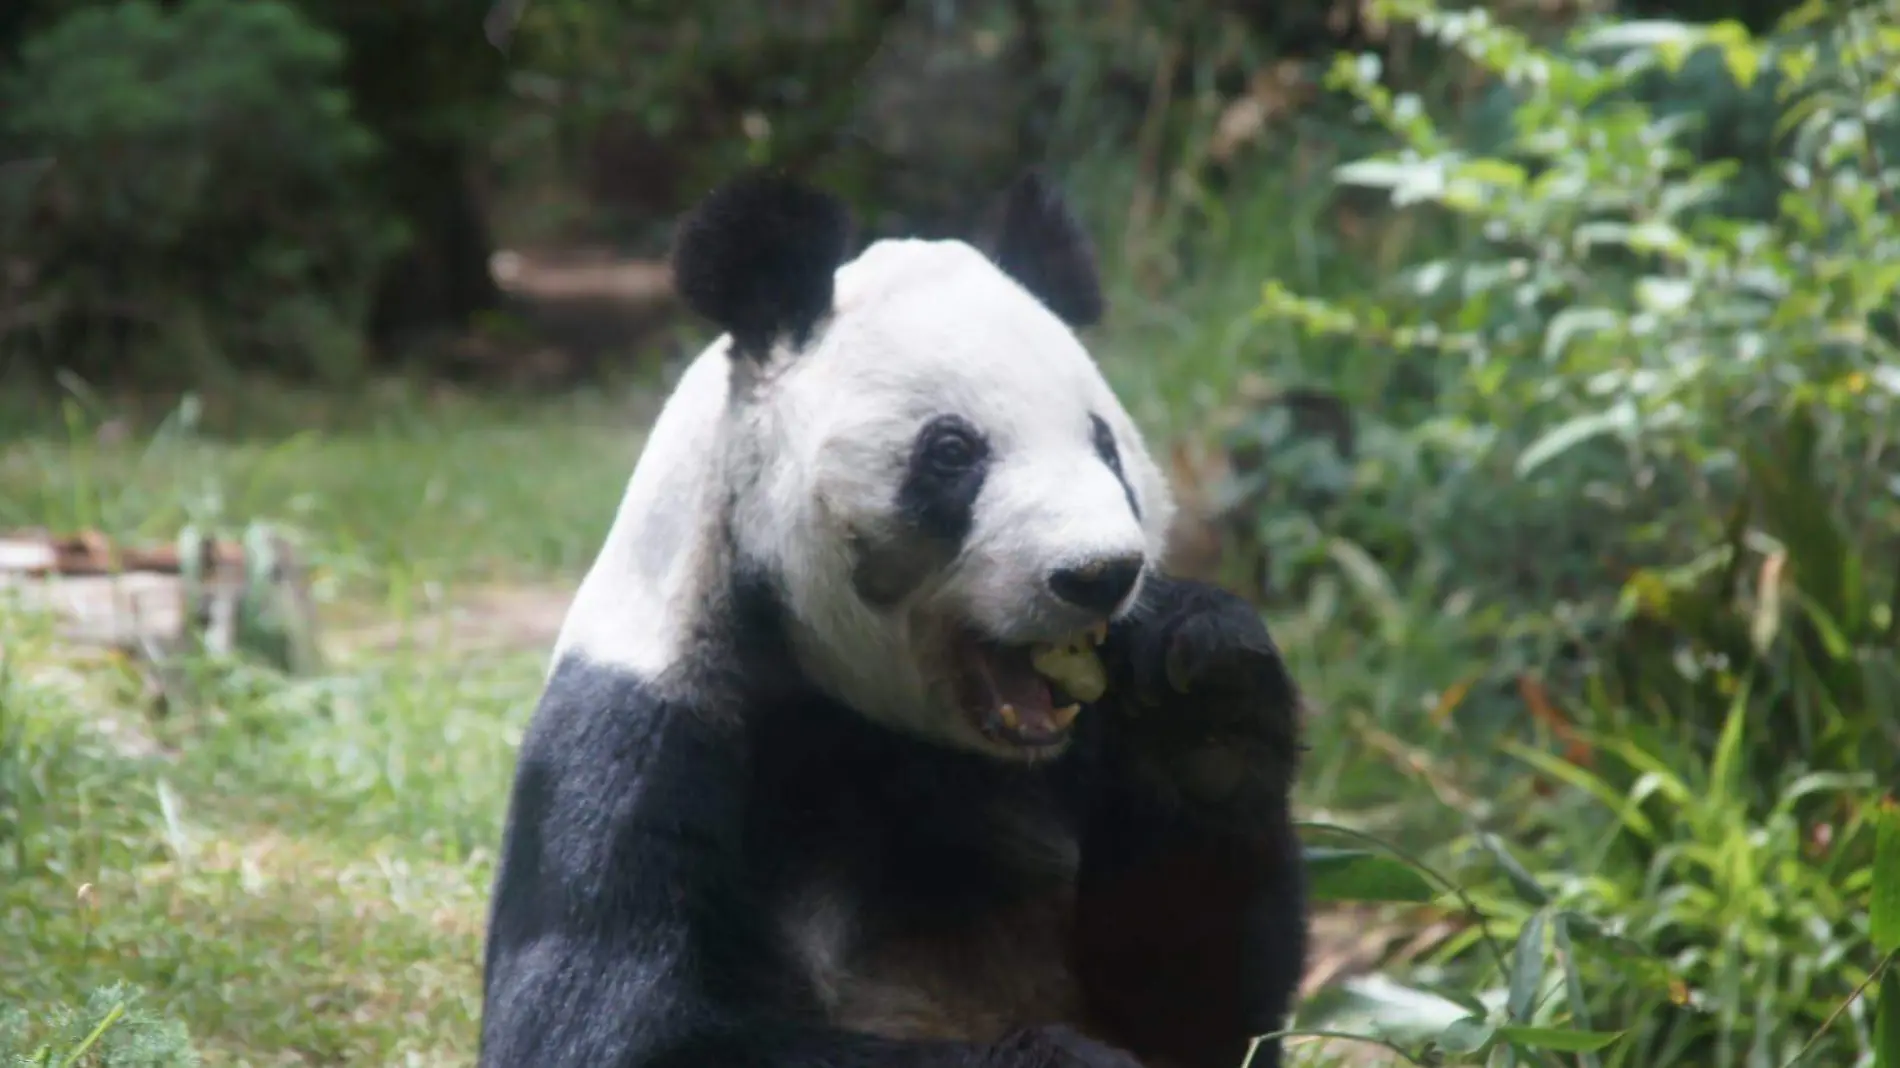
[[1029, 623, 1108, 704]]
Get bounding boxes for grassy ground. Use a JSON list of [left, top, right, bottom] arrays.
[[1, 383, 659, 1065]]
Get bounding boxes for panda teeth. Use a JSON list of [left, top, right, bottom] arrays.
[[1050, 704, 1081, 730], [1088, 622, 1109, 646], [997, 704, 1021, 731]]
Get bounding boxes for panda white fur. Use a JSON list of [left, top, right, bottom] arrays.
[[478, 171, 1309, 1068]]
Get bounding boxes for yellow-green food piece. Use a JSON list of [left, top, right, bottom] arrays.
[[1031, 638, 1107, 703]]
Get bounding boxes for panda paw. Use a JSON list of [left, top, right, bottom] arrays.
[[989, 1024, 1148, 1068], [1097, 574, 1302, 809]]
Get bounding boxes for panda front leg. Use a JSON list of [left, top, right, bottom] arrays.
[[1073, 574, 1309, 1068]]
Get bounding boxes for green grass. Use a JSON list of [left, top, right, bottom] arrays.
[[0, 379, 660, 594], [4, 618, 506, 1065], [0, 381, 667, 1064]]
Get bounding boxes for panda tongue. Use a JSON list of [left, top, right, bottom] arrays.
[[977, 644, 1059, 734]]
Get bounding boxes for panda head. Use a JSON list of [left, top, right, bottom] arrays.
[[669, 170, 1174, 761]]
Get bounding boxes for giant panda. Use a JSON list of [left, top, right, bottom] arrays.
[[478, 170, 1309, 1068]]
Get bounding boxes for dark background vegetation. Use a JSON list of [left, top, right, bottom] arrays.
[[3, 0, 1898, 1065], [0, 0, 1807, 388]]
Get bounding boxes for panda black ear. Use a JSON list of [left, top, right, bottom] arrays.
[[671, 170, 855, 359], [992, 170, 1105, 329]]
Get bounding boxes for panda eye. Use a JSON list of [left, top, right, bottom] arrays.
[[919, 419, 985, 476]]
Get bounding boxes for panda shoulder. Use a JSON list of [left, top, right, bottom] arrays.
[[516, 653, 743, 811]]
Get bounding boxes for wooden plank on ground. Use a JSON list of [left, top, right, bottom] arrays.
[[0, 526, 321, 674]]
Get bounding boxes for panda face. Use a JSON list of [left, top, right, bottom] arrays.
[[723, 237, 1175, 760]]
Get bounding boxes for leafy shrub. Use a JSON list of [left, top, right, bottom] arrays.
[[0, 0, 403, 383], [1234, 0, 1898, 1062], [1245, 0, 1900, 758]]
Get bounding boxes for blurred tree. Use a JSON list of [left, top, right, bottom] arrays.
[[293, 0, 509, 346], [0, 0, 1821, 383], [2, 0, 402, 383], [1, 0, 511, 364], [498, 0, 920, 246]]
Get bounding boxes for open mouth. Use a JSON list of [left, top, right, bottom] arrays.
[[952, 623, 1110, 749]]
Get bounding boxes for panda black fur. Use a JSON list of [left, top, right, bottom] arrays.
[[477, 171, 1309, 1068]]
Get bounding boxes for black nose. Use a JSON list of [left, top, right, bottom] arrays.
[[1048, 555, 1144, 615]]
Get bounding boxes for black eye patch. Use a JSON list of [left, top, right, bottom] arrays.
[[853, 415, 993, 608], [899, 414, 991, 544], [1090, 413, 1140, 520]]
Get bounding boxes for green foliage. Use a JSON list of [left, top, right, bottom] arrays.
[[1292, 743, 1877, 1063], [1876, 798, 1900, 1068], [0, 0, 403, 383], [1305, 845, 1439, 904], [1290, 823, 1632, 1064], [1233, 0, 1900, 1063], [0, 983, 201, 1067], [1880, 974, 1900, 1068], [1601, 402, 1900, 794], [1485, 739, 1874, 1063], [1878, 799, 1900, 957], [492, 0, 963, 244], [1243, 0, 1900, 749]]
